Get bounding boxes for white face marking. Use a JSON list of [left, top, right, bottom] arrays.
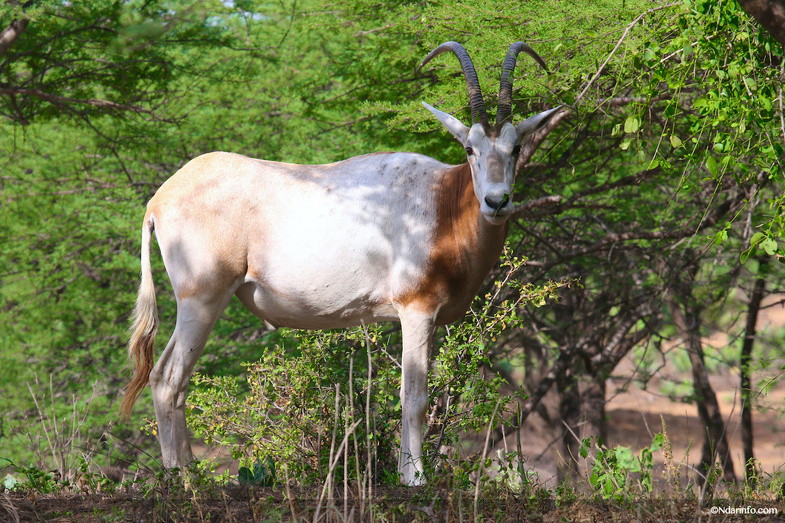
[[423, 103, 523, 225], [464, 123, 519, 224]]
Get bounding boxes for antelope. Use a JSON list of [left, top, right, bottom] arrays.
[[120, 41, 561, 486]]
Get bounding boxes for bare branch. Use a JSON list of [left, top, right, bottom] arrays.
[[516, 106, 570, 172], [517, 345, 577, 426], [0, 86, 153, 116], [510, 195, 562, 218], [565, 167, 661, 204]]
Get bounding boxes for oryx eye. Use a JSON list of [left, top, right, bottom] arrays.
[[465, 146, 474, 156], [512, 144, 521, 156]]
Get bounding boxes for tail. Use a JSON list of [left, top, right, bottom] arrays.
[[120, 215, 159, 421]]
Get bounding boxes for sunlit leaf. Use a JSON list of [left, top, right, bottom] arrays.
[[624, 116, 640, 134], [705, 156, 718, 177]]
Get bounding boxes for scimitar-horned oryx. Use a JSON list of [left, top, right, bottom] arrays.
[[120, 41, 561, 486]]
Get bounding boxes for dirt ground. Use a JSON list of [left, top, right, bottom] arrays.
[[4, 483, 784, 522]]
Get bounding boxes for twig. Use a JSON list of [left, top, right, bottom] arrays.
[[354, 24, 393, 37], [313, 420, 362, 523], [0, 86, 155, 116], [27, 377, 57, 469], [779, 60, 785, 149], [1, 492, 21, 523], [344, 370, 350, 521], [412, 496, 440, 523], [474, 398, 501, 521], [362, 322, 374, 519], [283, 467, 298, 522], [326, 384, 341, 508], [574, 3, 679, 105]]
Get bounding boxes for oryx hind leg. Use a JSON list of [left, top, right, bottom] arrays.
[[149, 291, 233, 469]]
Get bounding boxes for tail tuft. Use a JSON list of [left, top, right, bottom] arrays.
[[120, 217, 158, 421]]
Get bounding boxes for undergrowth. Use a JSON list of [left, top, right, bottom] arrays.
[[3, 428, 784, 522], [2, 253, 783, 521]]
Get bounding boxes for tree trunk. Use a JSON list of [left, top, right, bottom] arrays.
[[670, 297, 736, 486], [741, 259, 767, 484], [0, 18, 29, 59], [557, 366, 582, 481], [736, 0, 785, 48], [582, 375, 607, 446]]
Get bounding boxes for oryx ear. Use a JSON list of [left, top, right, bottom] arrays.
[[515, 106, 562, 140], [422, 102, 470, 144]]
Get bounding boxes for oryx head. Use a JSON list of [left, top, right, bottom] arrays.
[[421, 41, 560, 225]]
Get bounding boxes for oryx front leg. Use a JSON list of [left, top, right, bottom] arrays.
[[149, 296, 228, 469], [397, 308, 436, 486]]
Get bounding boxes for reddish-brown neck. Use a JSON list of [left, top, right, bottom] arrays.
[[398, 163, 509, 324]]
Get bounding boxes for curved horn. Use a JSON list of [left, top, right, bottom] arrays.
[[420, 41, 489, 126], [496, 42, 549, 125]]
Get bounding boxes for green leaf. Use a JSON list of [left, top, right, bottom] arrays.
[[624, 116, 640, 134], [761, 238, 778, 255], [705, 156, 718, 177], [750, 232, 766, 247], [650, 433, 664, 452], [682, 41, 693, 59], [670, 135, 682, 148], [579, 438, 590, 458], [238, 466, 254, 483], [614, 446, 634, 469]]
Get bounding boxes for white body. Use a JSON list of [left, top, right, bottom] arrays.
[[121, 41, 560, 486], [156, 151, 449, 329]]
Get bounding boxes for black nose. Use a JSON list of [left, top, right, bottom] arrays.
[[484, 194, 508, 211]]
